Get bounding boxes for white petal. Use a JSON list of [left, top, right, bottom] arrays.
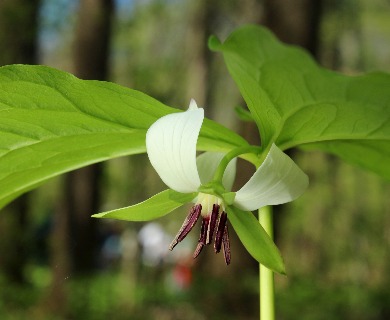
[[188, 98, 198, 110], [234, 144, 308, 211], [146, 101, 203, 193], [196, 152, 237, 190]]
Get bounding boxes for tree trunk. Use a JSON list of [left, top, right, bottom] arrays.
[[185, 0, 217, 113], [44, 0, 114, 316], [0, 194, 30, 284], [44, 186, 72, 315], [67, 0, 114, 274], [263, 0, 323, 57], [66, 165, 102, 273], [73, 0, 114, 81], [0, 0, 39, 64], [0, 0, 39, 285]]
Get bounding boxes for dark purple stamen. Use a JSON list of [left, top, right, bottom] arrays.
[[198, 217, 209, 245], [169, 204, 201, 251], [222, 224, 231, 265], [206, 204, 219, 244], [214, 211, 228, 254], [193, 242, 204, 258], [193, 217, 209, 258], [169, 201, 232, 265]]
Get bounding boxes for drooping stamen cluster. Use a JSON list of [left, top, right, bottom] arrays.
[[169, 193, 231, 265]]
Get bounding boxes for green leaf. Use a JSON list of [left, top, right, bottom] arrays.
[[227, 205, 285, 274], [0, 65, 248, 209], [210, 25, 390, 179], [92, 189, 196, 221], [235, 106, 255, 122]]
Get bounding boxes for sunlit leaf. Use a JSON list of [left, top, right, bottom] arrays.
[[227, 205, 285, 274], [92, 189, 196, 221], [210, 25, 390, 179], [0, 65, 248, 209]]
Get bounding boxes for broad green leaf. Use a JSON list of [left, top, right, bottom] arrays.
[[210, 25, 390, 179], [92, 189, 196, 221], [227, 205, 285, 274], [0, 65, 248, 209]]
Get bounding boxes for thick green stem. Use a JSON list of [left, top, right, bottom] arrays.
[[259, 206, 275, 320]]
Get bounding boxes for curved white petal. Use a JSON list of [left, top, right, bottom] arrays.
[[146, 100, 203, 193], [196, 152, 237, 190], [234, 144, 309, 211]]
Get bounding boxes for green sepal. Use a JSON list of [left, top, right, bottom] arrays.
[[222, 192, 235, 205], [92, 189, 197, 221], [227, 205, 286, 275], [198, 180, 225, 197]]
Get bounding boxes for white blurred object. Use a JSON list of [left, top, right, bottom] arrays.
[[138, 222, 170, 267]]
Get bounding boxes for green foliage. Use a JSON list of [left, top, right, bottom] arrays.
[[92, 190, 196, 221], [276, 277, 390, 320], [235, 106, 255, 122], [227, 206, 285, 274], [0, 267, 259, 320], [1, 24, 389, 280], [210, 25, 390, 179], [0, 65, 247, 209]]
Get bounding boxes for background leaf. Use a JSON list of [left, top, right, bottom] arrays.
[[0, 64, 248, 209], [92, 189, 196, 221], [210, 25, 390, 179], [227, 205, 285, 274], [235, 106, 255, 122]]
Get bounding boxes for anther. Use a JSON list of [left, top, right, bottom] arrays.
[[169, 204, 201, 251]]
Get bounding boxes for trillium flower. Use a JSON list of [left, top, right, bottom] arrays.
[[93, 100, 308, 273], [145, 100, 308, 266]]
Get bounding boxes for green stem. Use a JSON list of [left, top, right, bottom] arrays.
[[259, 206, 275, 320], [213, 145, 261, 182]]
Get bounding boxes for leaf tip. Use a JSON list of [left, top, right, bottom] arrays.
[[266, 257, 286, 275], [276, 252, 287, 275], [208, 35, 222, 51], [279, 264, 287, 276], [267, 259, 286, 275], [91, 213, 106, 219]]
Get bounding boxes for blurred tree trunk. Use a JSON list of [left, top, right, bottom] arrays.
[[44, 186, 72, 314], [0, 0, 39, 284], [73, 0, 114, 80], [0, 0, 39, 64], [186, 0, 220, 116], [68, 0, 114, 274], [263, 0, 323, 57], [44, 0, 114, 315], [66, 166, 102, 273], [0, 195, 30, 284]]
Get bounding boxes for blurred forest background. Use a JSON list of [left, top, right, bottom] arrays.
[[0, 0, 390, 319]]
